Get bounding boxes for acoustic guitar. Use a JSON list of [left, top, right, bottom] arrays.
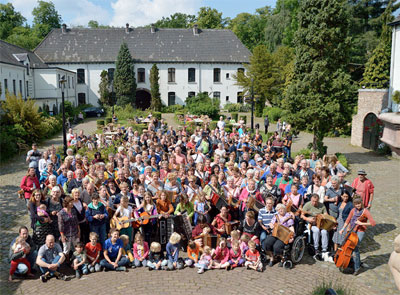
[[111, 212, 161, 230]]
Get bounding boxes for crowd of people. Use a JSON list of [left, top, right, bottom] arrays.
[[10, 114, 376, 282]]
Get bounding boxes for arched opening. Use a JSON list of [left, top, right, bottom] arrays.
[[362, 113, 380, 150], [135, 89, 151, 110]]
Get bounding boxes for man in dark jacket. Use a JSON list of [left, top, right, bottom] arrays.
[[9, 226, 37, 274], [264, 115, 269, 134]]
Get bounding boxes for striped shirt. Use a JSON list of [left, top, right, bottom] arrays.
[[257, 207, 276, 226]]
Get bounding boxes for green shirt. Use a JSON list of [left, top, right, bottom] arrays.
[[302, 201, 327, 217]]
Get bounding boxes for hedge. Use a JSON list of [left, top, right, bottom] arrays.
[[105, 117, 112, 124], [231, 112, 238, 122], [97, 120, 105, 126], [153, 111, 162, 120], [262, 107, 285, 122]]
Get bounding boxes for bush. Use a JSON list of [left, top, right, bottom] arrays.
[[209, 121, 218, 130], [97, 120, 105, 126], [263, 106, 284, 122], [40, 116, 62, 138], [231, 112, 238, 122], [162, 104, 185, 113], [130, 123, 147, 133], [240, 104, 251, 112], [335, 153, 349, 169], [110, 104, 150, 121], [186, 93, 220, 120], [105, 117, 112, 124], [293, 148, 314, 159], [239, 115, 247, 124], [225, 103, 241, 112], [152, 111, 162, 120], [311, 280, 353, 295]]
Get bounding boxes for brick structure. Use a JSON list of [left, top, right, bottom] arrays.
[[351, 89, 388, 148]]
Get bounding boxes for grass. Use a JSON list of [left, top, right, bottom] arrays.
[[311, 280, 354, 295]]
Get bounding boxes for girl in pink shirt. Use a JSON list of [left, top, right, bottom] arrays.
[[228, 241, 244, 269], [211, 238, 230, 269], [133, 233, 149, 267]]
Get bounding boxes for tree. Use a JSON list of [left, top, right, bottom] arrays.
[[6, 26, 42, 50], [98, 70, 111, 106], [32, 1, 62, 38], [228, 7, 270, 51], [197, 7, 229, 29], [149, 64, 162, 111], [360, 1, 396, 89], [234, 45, 280, 115], [88, 20, 99, 28], [0, 3, 26, 40], [114, 42, 136, 107], [282, 0, 356, 155], [153, 13, 196, 28]]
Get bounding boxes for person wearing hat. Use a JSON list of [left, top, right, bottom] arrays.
[[351, 169, 374, 209]]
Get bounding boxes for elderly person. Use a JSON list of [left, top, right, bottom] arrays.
[[56, 165, 69, 187], [275, 169, 293, 199], [44, 174, 64, 197], [67, 169, 84, 193], [258, 197, 276, 245], [301, 194, 329, 260], [58, 196, 80, 259], [36, 234, 66, 282], [259, 175, 281, 205], [80, 182, 97, 206], [263, 203, 294, 267], [63, 170, 74, 194], [295, 159, 314, 186], [351, 169, 374, 209]]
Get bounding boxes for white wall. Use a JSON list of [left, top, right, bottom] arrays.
[[390, 25, 400, 111], [0, 63, 27, 100], [50, 62, 246, 107]]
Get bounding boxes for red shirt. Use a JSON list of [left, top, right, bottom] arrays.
[[85, 242, 102, 262], [245, 249, 260, 262]]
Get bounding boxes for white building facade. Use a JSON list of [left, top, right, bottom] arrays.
[[389, 15, 400, 112]]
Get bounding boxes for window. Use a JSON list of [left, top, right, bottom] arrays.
[[188, 91, 195, 98], [19, 80, 22, 96], [138, 68, 145, 83], [108, 68, 115, 82], [72, 77, 74, 88], [237, 92, 243, 103], [78, 93, 86, 105], [68, 76, 70, 88], [237, 68, 245, 74], [58, 74, 61, 88], [26, 64, 29, 75], [213, 68, 221, 83], [26, 81, 29, 97], [4, 79, 7, 91], [188, 68, 195, 82], [213, 91, 221, 99], [168, 68, 175, 83], [168, 92, 176, 106], [226, 96, 229, 102], [77, 68, 85, 84], [226, 73, 230, 79], [13, 80, 16, 95]]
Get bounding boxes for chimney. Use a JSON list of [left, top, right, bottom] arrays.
[[125, 23, 129, 33], [62, 23, 67, 34], [193, 24, 199, 36], [151, 23, 156, 33]]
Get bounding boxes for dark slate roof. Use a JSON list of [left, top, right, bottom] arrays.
[[0, 40, 47, 68], [388, 14, 400, 26], [34, 27, 251, 64]]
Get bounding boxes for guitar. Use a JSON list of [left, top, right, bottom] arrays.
[[111, 212, 162, 230]]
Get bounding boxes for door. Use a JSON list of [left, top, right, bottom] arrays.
[[362, 113, 379, 150]]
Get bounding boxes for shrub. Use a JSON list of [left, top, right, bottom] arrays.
[[225, 103, 241, 112], [293, 148, 314, 159], [239, 115, 247, 124], [335, 153, 349, 169], [105, 117, 112, 124], [186, 93, 220, 120], [152, 111, 162, 120], [311, 280, 353, 295], [209, 121, 218, 130], [392, 90, 400, 105], [97, 120, 105, 126], [162, 104, 185, 113], [111, 104, 150, 121], [231, 112, 238, 122], [263, 107, 284, 122], [130, 123, 147, 133], [239, 104, 251, 112], [40, 116, 62, 138]]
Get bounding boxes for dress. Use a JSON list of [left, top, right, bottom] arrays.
[[333, 207, 345, 245]]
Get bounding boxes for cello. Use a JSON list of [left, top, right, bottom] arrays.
[[334, 210, 367, 270]]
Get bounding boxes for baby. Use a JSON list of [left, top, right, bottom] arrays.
[[36, 204, 51, 227]]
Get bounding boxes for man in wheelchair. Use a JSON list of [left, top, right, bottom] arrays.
[[301, 194, 329, 261]]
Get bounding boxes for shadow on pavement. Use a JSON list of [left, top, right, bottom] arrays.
[[361, 253, 391, 272], [343, 151, 391, 165]]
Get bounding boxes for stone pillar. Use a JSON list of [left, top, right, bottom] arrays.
[[351, 89, 388, 147]]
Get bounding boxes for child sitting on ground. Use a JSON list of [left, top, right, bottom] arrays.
[[147, 242, 165, 271], [164, 232, 184, 270], [228, 230, 240, 248], [185, 240, 200, 267], [211, 238, 230, 269], [120, 234, 134, 266], [85, 232, 102, 273], [133, 232, 149, 267], [9, 237, 34, 281], [228, 240, 244, 269], [73, 242, 89, 279], [240, 234, 250, 254], [244, 240, 263, 272], [195, 246, 212, 274]]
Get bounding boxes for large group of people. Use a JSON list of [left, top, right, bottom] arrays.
[[10, 114, 376, 282]]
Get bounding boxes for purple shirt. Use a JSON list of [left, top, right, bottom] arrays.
[[271, 212, 294, 227]]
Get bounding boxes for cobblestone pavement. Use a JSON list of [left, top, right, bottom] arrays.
[[1, 115, 399, 295]]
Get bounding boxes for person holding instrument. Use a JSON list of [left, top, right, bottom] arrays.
[[339, 197, 375, 275]]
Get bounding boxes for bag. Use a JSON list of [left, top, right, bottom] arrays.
[[18, 176, 27, 199]]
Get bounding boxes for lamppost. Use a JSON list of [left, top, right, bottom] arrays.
[[250, 78, 255, 131], [110, 80, 115, 116], [59, 75, 67, 157]]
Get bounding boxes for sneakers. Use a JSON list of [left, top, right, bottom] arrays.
[[226, 265, 232, 271], [54, 271, 66, 280], [313, 251, 322, 261], [257, 264, 264, 272], [197, 268, 205, 274], [75, 270, 81, 279], [115, 266, 127, 272], [268, 260, 274, 267], [40, 273, 49, 283], [353, 268, 361, 276]]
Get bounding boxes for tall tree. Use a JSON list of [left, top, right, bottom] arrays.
[[149, 64, 162, 111], [0, 3, 26, 40], [153, 13, 196, 28], [32, 1, 62, 38], [234, 45, 280, 115], [98, 70, 111, 106], [360, 0, 396, 88], [5, 26, 42, 50], [282, 0, 356, 155], [197, 7, 229, 29], [114, 42, 136, 107]]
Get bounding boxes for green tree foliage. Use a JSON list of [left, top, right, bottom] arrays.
[[5, 26, 42, 50], [228, 7, 270, 51], [0, 3, 26, 40], [360, 1, 396, 89], [283, 0, 356, 155], [150, 64, 162, 111], [154, 13, 196, 28], [186, 92, 220, 119], [98, 70, 111, 106], [114, 42, 136, 107], [234, 45, 280, 115], [197, 7, 229, 29], [32, 1, 62, 38], [88, 20, 99, 28]]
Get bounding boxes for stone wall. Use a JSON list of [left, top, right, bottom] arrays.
[[351, 89, 389, 147]]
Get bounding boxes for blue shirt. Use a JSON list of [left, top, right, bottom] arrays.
[[258, 208, 276, 226], [57, 174, 68, 186], [166, 242, 179, 262], [298, 185, 309, 196], [104, 238, 123, 259]]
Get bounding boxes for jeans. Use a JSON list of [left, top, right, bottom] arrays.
[[77, 263, 89, 275], [311, 226, 329, 252], [353, 231, 365, 271], [88, 263, 102, 272], [15, 249, 38, 274], [162, 259, 184, 270], [100, 256, 129, 270], [260, 231, 268, 245], [284, 146, 291, 159], [89, 223, 107, 247], [14, 263, 29, 275], [147, 260, 163, 269], [134, 258, 147, 267], [39, 255, 61, 275]]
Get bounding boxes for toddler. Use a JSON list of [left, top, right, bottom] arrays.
[[240, 234, 250, 254], [120, 234, 134, 265], [185, 240, 200, 267], [133, 233, 149, 267], [9, 237, 34, 281], [147, 242, 165, 270], [211, 238, 230, 269], [244, 240, 263, 272], [164, 232, 184, 270], [36, 204, 51, 227], [228, 241, 244, 269], [73, 242, 89, 279], [85, 232, 102, 272], [195, 246, 212, 274]]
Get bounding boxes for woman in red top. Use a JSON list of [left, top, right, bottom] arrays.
[[20, 167, 40, 205], [339, 197, 376, 275], [211, 206, 232, 237]]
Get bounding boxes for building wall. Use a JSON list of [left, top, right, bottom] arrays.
[[0, 63, 27, 100], [389, 24, 400, 111], [49, 62, 246, 107]]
